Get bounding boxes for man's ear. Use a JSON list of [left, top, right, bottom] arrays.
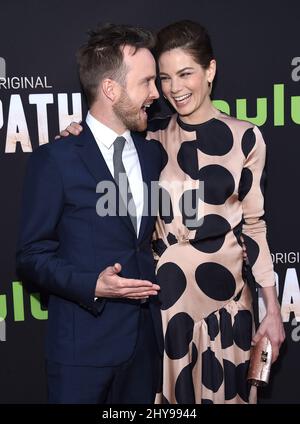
[[101, 78, 120, 102]]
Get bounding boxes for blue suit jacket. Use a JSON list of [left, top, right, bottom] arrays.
[[17, 123, 163, 366]]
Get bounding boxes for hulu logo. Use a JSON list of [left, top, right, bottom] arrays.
[[0, 281, 48, 322], [213, 83, 300, 126]]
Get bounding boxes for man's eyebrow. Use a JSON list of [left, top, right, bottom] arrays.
[[141, 75, 156, 81]]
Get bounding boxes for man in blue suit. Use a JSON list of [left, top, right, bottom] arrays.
[[17, 23, 163, 403]]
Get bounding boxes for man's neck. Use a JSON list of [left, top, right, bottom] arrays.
[[89, 107, 127, 135]]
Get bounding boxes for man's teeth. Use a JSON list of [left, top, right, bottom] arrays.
[[173, 94, 191, 102]]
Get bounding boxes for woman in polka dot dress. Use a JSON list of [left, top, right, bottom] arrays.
[[148, 20, 285, 404]]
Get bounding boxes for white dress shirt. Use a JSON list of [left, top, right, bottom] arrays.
[[86, 112, 144, 235]]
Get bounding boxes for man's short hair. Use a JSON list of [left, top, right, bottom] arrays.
[[77, 23, 156, 106]]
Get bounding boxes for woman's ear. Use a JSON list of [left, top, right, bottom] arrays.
[[207, 59, 217, 85]]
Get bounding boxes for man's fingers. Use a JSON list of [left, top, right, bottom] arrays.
[[99, 267, 160, 298], [113, 263, 122, 273], [127, 296, 149, 300], [118, 278, 159, 289], [103, 263, 121, 277], [121, 288, 158, 297], [125, 290, 158, 298]]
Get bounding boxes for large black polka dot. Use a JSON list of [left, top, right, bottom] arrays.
[[167, 232, 177, 245], [260, 168, 266, 196], [159, 187, 174, 224], [233, 223, 243, 248], [219, 308, 234, 349], [198, 165, 235, 205], [238, 168, 253, 201], [175, 343, 198, 404], [223, 359, 237, 400], [195, 120, 233, 156], [146, 138, 169, 170], [205, 312, 219, 341], [147, 116, 171, 131], [191, 214, 231, 253], [157, 262, 187, 310], [165, 312, 194, 360], [177, 141, 199, 179], [237, 361, 250, 402], [242, 234, 259, 266], [202, 348, 224, 392], [152, 238, 167, 257], [242, 128, 256, 158], [177, 117, 233, 155], [162, 395, 170, 404], [159, 143, 169, 170], [196, 120, 233, 156], [179, 189, 203, 230], [202, 399, 213, 404], [195, 214, 231, 240], [197, 120, 233, 156], [195, 263, 236, 301], [224, 360, 250, 402], [233, 310, 253, 351]]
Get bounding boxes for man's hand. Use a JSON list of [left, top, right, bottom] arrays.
[[55, 122, 83, 139], [95, 263, 160, 300]]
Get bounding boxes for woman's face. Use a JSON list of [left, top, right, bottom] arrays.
[[158, 48, 216, 123]]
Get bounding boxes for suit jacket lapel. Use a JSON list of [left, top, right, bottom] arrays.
[[75, 123, 134, 234], [132, 132, 153, 242], [75, 123, 113, 183]]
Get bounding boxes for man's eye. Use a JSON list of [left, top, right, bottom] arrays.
[[160, 76, 169, 81]]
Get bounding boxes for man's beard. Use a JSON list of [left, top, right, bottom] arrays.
[[113, 88, 147, 132]]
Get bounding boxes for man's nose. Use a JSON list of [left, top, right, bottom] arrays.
[[150, 81, 159, 99]]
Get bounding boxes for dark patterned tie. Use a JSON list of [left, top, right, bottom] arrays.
[[113, 136, 137, 233]]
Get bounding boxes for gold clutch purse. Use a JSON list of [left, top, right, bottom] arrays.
[[247, 336, 272, 386]]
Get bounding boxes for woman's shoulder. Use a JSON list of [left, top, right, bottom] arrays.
[[215, 111, 266, 145], [216, 111, 256, 131], [216, 112, 267, 153]]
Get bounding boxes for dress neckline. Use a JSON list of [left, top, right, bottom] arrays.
[[177, 109, 221, 132]]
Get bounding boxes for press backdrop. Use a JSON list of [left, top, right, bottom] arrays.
[[0, 0, 299, 403]]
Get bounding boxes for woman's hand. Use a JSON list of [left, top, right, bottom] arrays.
[[55, 121, 83, 139], [252, 286, 285, 363]]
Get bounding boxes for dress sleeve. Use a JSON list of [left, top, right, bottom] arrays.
[[240, 126, 275, 288]]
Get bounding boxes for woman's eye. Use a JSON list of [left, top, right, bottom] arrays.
[[180, 72, 191, 78], [160, 76, 169, 81]]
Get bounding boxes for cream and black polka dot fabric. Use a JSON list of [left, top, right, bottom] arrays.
[[147, 111, 275, 404]]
